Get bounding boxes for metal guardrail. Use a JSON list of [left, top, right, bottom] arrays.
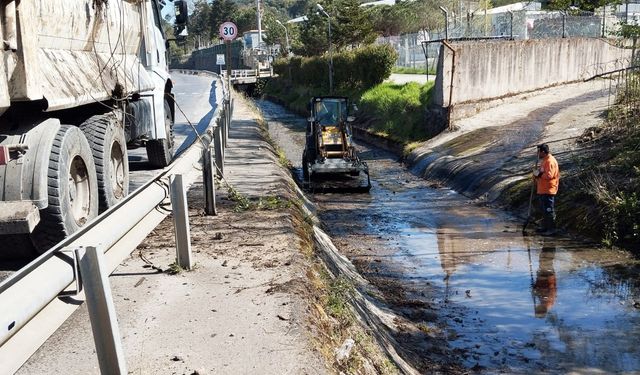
[[0, 70, 232, 374]]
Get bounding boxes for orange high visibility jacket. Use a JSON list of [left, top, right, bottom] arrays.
[[536, 154, 560, 195]]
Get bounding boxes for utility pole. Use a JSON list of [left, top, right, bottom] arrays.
[[317, 4, 333, 94], [257, 0, 263, 47]]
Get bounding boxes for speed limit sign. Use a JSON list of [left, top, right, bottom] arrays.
[[219, 21, 238, 41]]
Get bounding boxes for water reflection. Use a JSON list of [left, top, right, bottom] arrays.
[[255, 97, 640, 374], [532, 240, 557, 318]]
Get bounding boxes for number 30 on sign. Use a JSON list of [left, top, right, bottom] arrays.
[[219, 21, 237, 41]]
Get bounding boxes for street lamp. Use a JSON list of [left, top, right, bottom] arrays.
[[275, 20, 290, 57], [316, 3, 333, 94]]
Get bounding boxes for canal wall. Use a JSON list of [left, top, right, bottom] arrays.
[[433, 38, 631, 121]]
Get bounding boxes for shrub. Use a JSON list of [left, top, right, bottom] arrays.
[[359, 81, 434, 143], [274, 44, 397, 91]]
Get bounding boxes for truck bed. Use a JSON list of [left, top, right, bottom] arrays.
[[0, 0, 155, 115]]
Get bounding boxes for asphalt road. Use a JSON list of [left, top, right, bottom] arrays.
[[128, 72, 218, 190]]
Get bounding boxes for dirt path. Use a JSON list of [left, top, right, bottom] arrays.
[[17, 94, 327, 375]]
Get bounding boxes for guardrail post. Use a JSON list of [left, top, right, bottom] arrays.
[[78, 246, 127, 375], [203, 145, 217, 216], [225, 97, 231, 146], [214, 125, 224, 179], [170, 174, 193, 269], [221, 104, 228, 149]]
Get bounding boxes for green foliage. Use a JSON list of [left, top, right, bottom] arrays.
[[368, 4, 413, 36], [297, 11, 331, 56], [392, 66, 436, 75], [257, 196, 292, 210], [369, 0, 453, 35], [272, 44, 397, 91], [359, 82, 435, 143], [546, 0, 613, 11], [333, 0, 377, 48], [354, 44, 398, 87], [227, 186, 252, 212], [297, 0, 376, 56], [597, 191, 640, 246], [326, 277, 354, 324], [167, 262, 183, 275], [580, 69, 640, 248]]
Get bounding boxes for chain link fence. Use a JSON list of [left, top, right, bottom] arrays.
[[381, 7, 622, 72]]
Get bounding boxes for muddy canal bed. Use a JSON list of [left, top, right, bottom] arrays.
[[256, 99, 640, 374]]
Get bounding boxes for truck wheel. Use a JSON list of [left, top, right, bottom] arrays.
[[30, 126, 99, 252], [80, 113, 129, 212], [146, 100, 174, 168]]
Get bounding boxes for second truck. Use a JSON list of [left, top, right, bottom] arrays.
[[0, 0, 188, 257]]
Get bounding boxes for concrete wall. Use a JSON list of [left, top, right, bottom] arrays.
[[433, 38, 631, 109]]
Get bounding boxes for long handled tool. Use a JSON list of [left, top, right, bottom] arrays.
[[522, 158, 539, 235]]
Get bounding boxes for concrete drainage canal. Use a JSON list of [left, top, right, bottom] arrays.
[[256, 98, 640, 374]]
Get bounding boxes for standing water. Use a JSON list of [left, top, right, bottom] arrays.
[[257, 99, 640, 374]]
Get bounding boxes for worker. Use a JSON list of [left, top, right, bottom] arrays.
[[533, 144, 560, 235]]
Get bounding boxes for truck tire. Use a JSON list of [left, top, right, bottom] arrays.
[[80, 113, 129, 212], [146, 100, 174, 168], [30, 126, 99, 252]]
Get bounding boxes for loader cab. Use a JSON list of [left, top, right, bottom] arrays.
[[306, 97, 355, 160]]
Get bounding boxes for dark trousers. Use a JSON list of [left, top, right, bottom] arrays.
[[538, 194, 556, 230]]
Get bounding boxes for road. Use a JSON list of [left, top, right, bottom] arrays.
[[258, 98, 640, 374], [128, 71, 218, 190], [386, 73, 434, 85]]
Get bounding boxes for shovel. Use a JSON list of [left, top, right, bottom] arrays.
[[522, 159, 539, 235]]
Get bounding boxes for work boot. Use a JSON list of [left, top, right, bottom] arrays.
[[539, 216, 556, 236]]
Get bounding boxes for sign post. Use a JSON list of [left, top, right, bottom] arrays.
[[216, 54, 225, 75], [219, 21, 238, 85]]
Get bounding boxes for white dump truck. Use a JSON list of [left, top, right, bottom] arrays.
[[0, 0, 188, 256]]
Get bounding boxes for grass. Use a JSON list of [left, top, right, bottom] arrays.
[[566, 72, 640, 248], [359, 81, 435, 144], [286, 190, 399, 374], [227, 186, 252, 212], [264, 78, 437, 146], [392, 66, 436, 75], [166, 262, 183, 275]]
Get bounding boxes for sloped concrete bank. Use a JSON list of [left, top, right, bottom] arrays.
[[247, 97, 425, 374], [407, 80, 611, 235]]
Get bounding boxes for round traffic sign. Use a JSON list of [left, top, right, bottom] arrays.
[[219, 22, 238, 41]]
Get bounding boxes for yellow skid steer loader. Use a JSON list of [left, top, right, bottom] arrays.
[[302, 97, 371, 192]]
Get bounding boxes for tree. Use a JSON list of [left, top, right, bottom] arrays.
[[297, 11, 329, 56], [333, 0, 377, 48], [210, 0, 239, 40], [405, 0, 452, 34], [188, 0, 213, 44], [236, 6, 258, 33], [369, 4, 413, 37]]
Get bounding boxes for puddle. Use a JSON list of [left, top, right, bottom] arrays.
[[255, 98, 640, 374]]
